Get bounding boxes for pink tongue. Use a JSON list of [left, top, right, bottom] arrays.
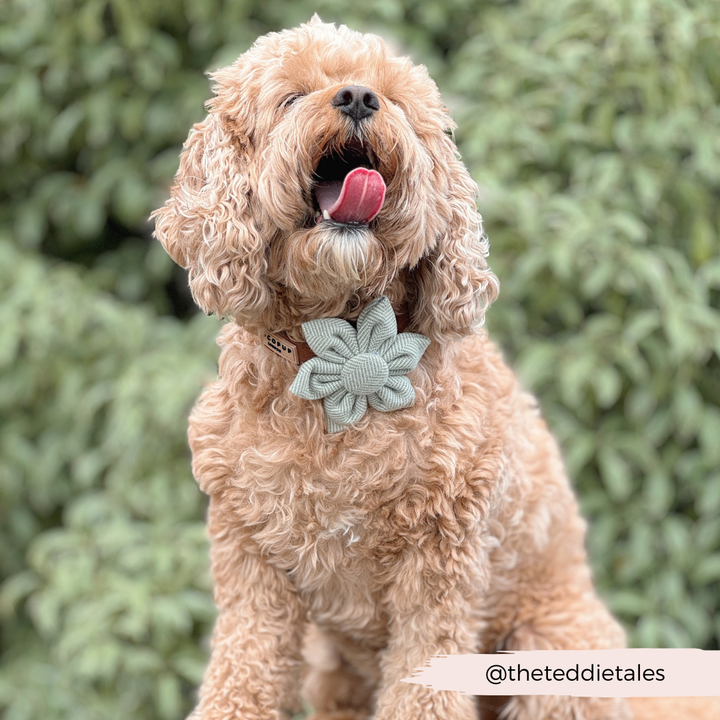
[[315, 168, 386, 224]]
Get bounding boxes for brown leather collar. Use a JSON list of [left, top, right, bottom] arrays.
[[262, 303, 410, 366]]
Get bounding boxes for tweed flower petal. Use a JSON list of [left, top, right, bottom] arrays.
[[289, 358, 343, 400], [302, 317, 359, 362], [368, 374, 415, 412], [356, 296, 397, 353], [383, 333, 431, 375], [324, 389, 367, 431]]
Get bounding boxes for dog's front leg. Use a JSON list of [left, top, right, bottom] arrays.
[[372, 552, 482, 720], [190, 498, 307, 720]]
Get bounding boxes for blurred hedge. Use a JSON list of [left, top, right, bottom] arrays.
[[0, 239, 219, 719], [451, 0, 720, 649], [1, 0, 719, 718]]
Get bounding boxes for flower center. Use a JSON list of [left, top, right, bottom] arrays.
[[340, 352, 389, 395]]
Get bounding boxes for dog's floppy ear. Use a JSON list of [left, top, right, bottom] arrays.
[[411, 147, 499, 344], [152, 107, 272, 323]]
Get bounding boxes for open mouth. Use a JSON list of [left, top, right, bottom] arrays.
[[312, 140, 386, 225]]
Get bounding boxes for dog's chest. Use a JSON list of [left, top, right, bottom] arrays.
[[233, 436, 417, 574], [226, 436, 424, 640]]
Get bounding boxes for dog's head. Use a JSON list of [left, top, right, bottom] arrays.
[[153, 17, 498, 343]]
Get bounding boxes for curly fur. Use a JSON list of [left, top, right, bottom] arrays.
[[153, 17, 719, 720]]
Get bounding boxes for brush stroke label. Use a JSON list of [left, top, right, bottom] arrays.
[[402, 649, 720, 697]]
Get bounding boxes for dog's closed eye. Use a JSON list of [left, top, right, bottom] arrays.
[[279, 93, 305, 109]]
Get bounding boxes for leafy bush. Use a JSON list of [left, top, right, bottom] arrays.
[[0, 0, 263, 312], [0, 240, 218, 719], [451, 0, 720, 649]]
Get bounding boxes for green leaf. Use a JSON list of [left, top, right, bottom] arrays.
[[693, 556, 720, 584], [597, 447, 633, 503]]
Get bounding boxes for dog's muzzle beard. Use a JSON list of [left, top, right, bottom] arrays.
[[278, 217, 390, 303]]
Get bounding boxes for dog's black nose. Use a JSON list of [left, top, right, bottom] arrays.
[[331, 85, 380, 122]]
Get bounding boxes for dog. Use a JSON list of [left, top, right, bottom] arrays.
[[153, 17, 719, 720]]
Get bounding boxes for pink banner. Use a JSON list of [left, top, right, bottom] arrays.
[[403, 649, 720, 697]]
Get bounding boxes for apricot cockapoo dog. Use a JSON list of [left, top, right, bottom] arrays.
[[153, 17, 718, 720]]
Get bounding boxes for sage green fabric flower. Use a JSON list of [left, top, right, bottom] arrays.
[[289, 296, 430, 432]]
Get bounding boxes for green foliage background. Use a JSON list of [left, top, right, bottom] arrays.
[[1, 0, 719, 717]]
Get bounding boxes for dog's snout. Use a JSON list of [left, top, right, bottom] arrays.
[[331, 85, 380, 122]]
